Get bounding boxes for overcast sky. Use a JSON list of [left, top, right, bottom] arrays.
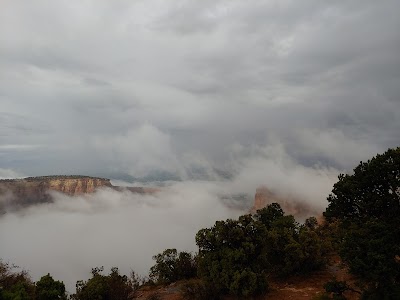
[[1, 0, 399, 179], [1, 1, 400, 290]]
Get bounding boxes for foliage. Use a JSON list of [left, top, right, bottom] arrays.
[[71, 267, 135, 300], [129, 270, 145, 292], [149, 249, 197, 285], [324, 147, 400, 299], [0, 260, 35, 300], [36, 273, 67, 300], [253, 203, 284, 229], [195, 204, 330, 298], [196, 214, 269, 297]]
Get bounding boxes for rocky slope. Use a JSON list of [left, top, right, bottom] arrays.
[[0, 175, 156, 211]]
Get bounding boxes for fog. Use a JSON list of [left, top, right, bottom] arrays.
[[0, 145, 339, 292], [0, 183, 239, 292], [1, 0, 399, 294]]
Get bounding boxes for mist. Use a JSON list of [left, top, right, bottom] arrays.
[[0, 145, 339, 293], [0, 182, 240, 292], [1, 0, 398, 295]]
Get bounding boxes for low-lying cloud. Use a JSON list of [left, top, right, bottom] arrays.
[[1, 0, 397, 294], [0, 183, 241, 292], [0, 144, 340, 293]]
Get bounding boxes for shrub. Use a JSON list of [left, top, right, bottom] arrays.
[[149, 249, 197, 284]]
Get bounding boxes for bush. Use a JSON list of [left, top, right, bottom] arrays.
[[195, 204, 330, 298], [196, 214, 269, 297], [71, 267, 135, 300], [36, 273, 67, 300], [149, 249, 197, 284], [0, 260, 35, 300]]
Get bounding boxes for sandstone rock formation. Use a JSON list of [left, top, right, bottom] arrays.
[[0, 175, 157, 211], [250, 186, 320, 220]]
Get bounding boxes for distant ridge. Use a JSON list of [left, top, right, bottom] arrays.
[[0, 175, 157, 212], [0, 175, 110, 182]]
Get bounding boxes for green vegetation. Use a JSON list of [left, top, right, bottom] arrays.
[[1, 147, 399, 299], [0, 260, 35, 300], [36, 274, 67, 300], [195, 204, 331, 298], [71, 267, 135, 300], [149, 249, 197, 284], [324, 147, 400, 299]]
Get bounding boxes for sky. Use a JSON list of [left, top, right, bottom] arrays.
[[1, 0, 399, 180], [0, 0, 400, 291]]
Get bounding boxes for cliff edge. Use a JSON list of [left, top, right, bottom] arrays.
[[0, 175, 156, 211], [250, 186, 320, 220]]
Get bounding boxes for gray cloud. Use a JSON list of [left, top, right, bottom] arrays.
[[1, 1, 398, 179], [0, 0, 399, 289], [0, 147, 338, 292]]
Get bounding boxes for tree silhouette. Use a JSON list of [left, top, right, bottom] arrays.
[[325, 147, 400, 298]]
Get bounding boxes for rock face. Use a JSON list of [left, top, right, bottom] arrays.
[[0, 175, 156, 211], [0, 176, 112, 208], [252, 186, 275, 213], [41, 176, 112, 195], [251, 186, 319, 220]]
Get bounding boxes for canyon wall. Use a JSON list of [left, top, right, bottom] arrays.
[[251, 186, 320, 220], [0, 176, 158, 212], [0, 176, 113, 209]]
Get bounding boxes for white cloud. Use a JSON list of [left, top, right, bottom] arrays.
[[91, 124, 182, 177], [0, 184, 242, 292]]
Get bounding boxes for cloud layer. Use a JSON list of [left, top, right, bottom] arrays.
[[0, 185, 242, 292], [0, 0, 399, 293], [1, 0, 399, 177]]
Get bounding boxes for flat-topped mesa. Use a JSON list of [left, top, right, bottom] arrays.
[[1, 175, 112, 194], [250, 186, 320, 220], [30, 175, 112, 195], [0, 176, 113, 208]]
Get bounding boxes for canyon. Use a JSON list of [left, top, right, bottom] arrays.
[[0, 176, 317, 219], [0, 175, 157, 211], [251, 186, 320, 219]]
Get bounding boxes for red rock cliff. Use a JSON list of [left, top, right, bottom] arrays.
[[251, 186, 319, 220], [0, 175, 160, 211], [0, 176, 112, 208]]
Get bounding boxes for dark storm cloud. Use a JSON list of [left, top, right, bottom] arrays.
[[0, 0, 399, 175]]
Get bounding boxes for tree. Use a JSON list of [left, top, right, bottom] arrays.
[[196, 215, 269, 297], [324, 147, 400, 299], [72, 267, 134, 300], [0, 260, 35, 300], [254, 203, 284, 230], [149, 249, 196, 284], [36, 273, 67, 300], [195, 203, 331, 298]]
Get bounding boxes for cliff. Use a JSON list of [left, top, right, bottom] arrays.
[[0, 175, 156, 211], [250, 186, 320, 220]]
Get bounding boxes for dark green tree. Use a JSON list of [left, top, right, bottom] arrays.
[[72, 267, 134, 300], [149, 249, 196, 284], [195, 203, 330, 297], [196, 215, 269, 297], [36, 273, 67, 300], [254, 202, 284, 229], [324, 147, 400, 299]]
